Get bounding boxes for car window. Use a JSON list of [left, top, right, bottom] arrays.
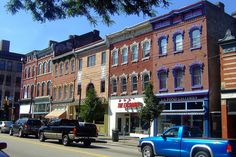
[[27, 120, 41, 126], [183, 127, 202, 138], [5, 121, 13, 125], [164, 128, 179, 137]]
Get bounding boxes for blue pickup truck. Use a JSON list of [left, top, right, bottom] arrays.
[[138, 126, 236, 157]]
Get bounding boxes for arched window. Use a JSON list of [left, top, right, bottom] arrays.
[[65, 62, 69, 74], [112, 50, 118, 66], [131, 75, 138, 92], [64, 85, 67, 99], [86, 83, 94, 95], [59, 86, 62, 99], [142, 73, 150, 91], [69, 84, 73, 98], [60, 63, 63, 75], [158, 36, 168, 55], [131, 44, 138, 61], [24, 87, 27, 98], [55, 64, 58, 76], [27, 86, 30, 98], [111, 79, 117, 93], [47, 81, 51, 95], [43, 62, 47, 74], [121, 47, 128, 64], [48, 60, 52, 72], [53, 87, 57, 100], [31, 85, 34, 98], [28, 67, 31, 78], [189, 62, 203, 88], [142, 40, 151, 58], [37, 84, 40, 97], [172, 64, 185, 90], [189, 25, 202, 49], [32, 66, 35, 77], [38, 63, 41, 75], [25, 68, 27, 78], [42, 82, 45, 96], [71, 60, 75, 72], [175, 34, 183, 51], [120, 77, 127, 93]]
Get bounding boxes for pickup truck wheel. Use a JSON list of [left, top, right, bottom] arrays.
[[84, 140, 91, 147], [19, 129, 24, 137], [9, 128, 13, 136], [39, 132, 45, 142], [62, 135, 71, 146], [194, 151, 209, 157], [142, 145, 154, 157]]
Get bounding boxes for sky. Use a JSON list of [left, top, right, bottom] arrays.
[[0, 0, 235, 54]]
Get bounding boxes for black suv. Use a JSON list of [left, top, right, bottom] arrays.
[[9, 118, 42, 138]]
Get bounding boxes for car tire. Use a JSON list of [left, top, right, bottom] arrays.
[[19, 129, 24, 138], [194, 151, 210, 157], [83, 140, 91, 147], [142, 145, 154, 157], [9, 128, 13, 136], [39, 132, 45, 142], [62, 134, 71, 146]]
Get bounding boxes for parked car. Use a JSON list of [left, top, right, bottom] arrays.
[[138, 126, 236, 157], [9, 118, 42, 138], [0, 121, 13, 133], [0, 142, 9, 157], [38, 119, 98, 147]]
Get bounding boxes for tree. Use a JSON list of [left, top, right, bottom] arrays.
[[5, 0, 169, 25], [80, 88, 104, 123], [139, 82, 162, 136]]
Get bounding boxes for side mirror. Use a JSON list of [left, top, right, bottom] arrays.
[[161, 134, 166, 139], [0, 142, 7, 150]]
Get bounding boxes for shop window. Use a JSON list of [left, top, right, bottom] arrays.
[[121, 46, 128, 64], [112, 49, 118, 66], [47, 82, 51, 95], [42, 82, 45, 96], [65, 62, 69, 74], [172, 102, 185, 110], [37, 84, 40, 97], [131, 75, 138, 92], [43, 62, 47, 74], [187, 102, 203, 110], [100, 80, 105, 93], [101, 51, 106, 65], [121, 77, 127, 93], [163, 103, 170, 110], [189, 25, 202, 49], [131, 44, 138, 62], [87, 55, 96, 67], [111, 79, 117, 94], [158, 36, 168, 55]]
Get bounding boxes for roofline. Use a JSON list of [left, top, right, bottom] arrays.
[[75, 39, 106, 53]]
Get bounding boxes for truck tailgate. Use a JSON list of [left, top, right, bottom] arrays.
[[77, 123, 97, 137], [229, 140, 236, 156]]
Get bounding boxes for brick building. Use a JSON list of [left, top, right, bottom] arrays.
[[20, 41, 54, 119], [74, 39, 109, 135], [0, 40, 24, 121], [50, 30, 102, 119], [219, 26, 236, 138]]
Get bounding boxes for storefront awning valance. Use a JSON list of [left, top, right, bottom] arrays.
[[45, 110, 66, 119]]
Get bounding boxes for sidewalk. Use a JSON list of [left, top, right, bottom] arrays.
[[97, 135, 139, 147]]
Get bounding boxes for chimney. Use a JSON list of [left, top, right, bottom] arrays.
[[215, 2, 225, 12], [0, 40, 10, 52], [232, 11, 236, 19], [93, 30, 99, 36]]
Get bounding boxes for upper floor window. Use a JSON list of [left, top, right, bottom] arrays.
[[24, 87, 27, 98], [190, 62, 203, 88], [38, 63, 41, 75], [55, 64, 58, 76], [59, 86, 62, 99], [25, 68, 27, 78], [78, 59, 83, 71], [65, 62, 69, 74], [43, 62, 47, 74], [131, 44, 138, 62], [100, 80, 105, 93], [30, 85, 34, 98], [158, 36, 168, 55], [59, 63, 63, 75], [47, 81, 51, 95], [69, 84, 73, 98], [142, 39, 151, 58], [27, 86, 30, 98], [64, 85, 67, 99], [120, 76, 127, 93], [32, 66, 35, 77], [101, 51, 106, 65], [6, 61, 13, 71], [189, 26, 202, 49], [112, 49, 118, 66], [142, 73, 150, 91], [87, 55, 96, 67], [37, 84, 40, 97], [131, 75, 138, 92], [53, 88, 57, 100], [48, 60, 52, 72], [172, 64, 185, 90], [42, 82, 45, 96], [111, 78, 117, 94], [71, 60, 75, 72], [28, 67, 31, 78], [174, 34, 183, 52], [0, 60, 6, 70], [158, 71, 168, 91], [121, 46, 128, 64], [17, 63, 22, 72]]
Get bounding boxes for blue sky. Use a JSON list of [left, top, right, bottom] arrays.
[[0, 0, 235, 54]]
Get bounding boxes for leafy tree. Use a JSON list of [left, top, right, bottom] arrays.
[[80, 88, 104, 123], [139, 82, 162, 136], [5, 0, 169, 25]]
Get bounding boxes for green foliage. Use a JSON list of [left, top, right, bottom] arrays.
[[139, 82, 162, 130], [5, 0, 169, 25], [80, 88, 104, 123]]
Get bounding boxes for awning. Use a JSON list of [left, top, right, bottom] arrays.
[[45, 110, 66, 119]]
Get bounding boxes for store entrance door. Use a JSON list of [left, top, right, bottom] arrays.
[[117, 114, 130, 135]]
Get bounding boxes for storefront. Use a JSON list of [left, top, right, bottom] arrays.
[[19, 99, 31, 118], [109, 96, 153, 138], [156, 90, 209, 136], [33, 96, 51, 119], [51, 100, 76, 119]]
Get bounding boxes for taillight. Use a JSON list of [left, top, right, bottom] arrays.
[[24, 124, 28, 128], [227, 144, 232, 153], [73, 128, 77, 135]]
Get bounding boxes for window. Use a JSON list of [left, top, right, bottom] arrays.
[[189, 63, 203, 88], [0, 60, 6, 70], [77, 84, 81, 95], [69, 84, 73, 98], [42, 82, 45, 96], [55, 64, 58, 76], [25, 68, 27, 78], [17, 63, 22, 72], [28, 67, 31, 78], [6, 61, 13, 71], [24, 87, 27, 98], [173, 68, 184, 89], [38, 63, 41, 75], [60, 63, 63, 75], [121, 77, 127, 93], [26, 86, 29, 98], [47, 82, 51, 95], [78, 59, 83, 71], [142, 40, 150, 58], [37, 84, 40, 97], [142, 73, 150, 91], [159, 72, 167, 90], [6, 75, 11, 86], [43, 62, 47, 74], [59, 86, 62, 99], [121, 47, 128, 64], [101, 51, 106, 65], [159, 37, 168, 55], [32, 66, 35, 77], [131, 76, 138, 92], [71, 60, 75, 72], [16, 77, 21, 87], [174, 34, 183, 51], [64, 85, 67, 99], [0, 75, 4, 85], [131, 44, 138, 61], [112, 50, 118, 66], [48, 60, 52, 72], [100, 80, 105, 93], [191, 29, 201, 48], [87, 55, 96, 67], [30, 85, 34, 98], [65, 62, 69, 74], [164, 128, 179, 138], [53, 88, 57, 100], [111, 79, 117, 93]]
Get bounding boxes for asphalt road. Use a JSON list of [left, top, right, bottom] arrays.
[[0, 133, 141, 157]]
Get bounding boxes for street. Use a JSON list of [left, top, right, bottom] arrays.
[[0, 133, 141, 157]]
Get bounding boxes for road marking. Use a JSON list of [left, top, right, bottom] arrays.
[[0, 135, 110, 157]]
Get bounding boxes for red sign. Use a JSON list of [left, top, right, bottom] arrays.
[[118, 102, 141, 109]]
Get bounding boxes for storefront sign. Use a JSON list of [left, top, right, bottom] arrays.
[[117, 98, 141, 109], [161, 96, 198, 102]]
